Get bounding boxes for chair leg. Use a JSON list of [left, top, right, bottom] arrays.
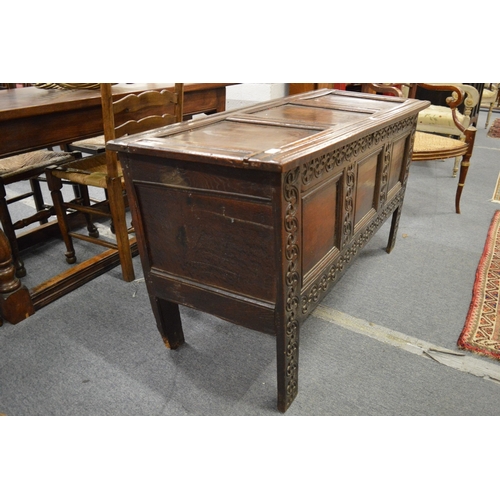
[[455, 157, 468, 215], [486, 103, 494, 129], [29, 178, 50, 225], [106, 176, 135, 282], [75, 184, 99, 238], [46, 171, 77, 264], [0, 182, 25, 277], [455, 128, 477, 214]]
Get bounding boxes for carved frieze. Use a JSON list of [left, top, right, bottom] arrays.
[[301, 116, 417, 188]]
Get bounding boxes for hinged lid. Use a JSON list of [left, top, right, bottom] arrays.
[[108, 89, 429, 172]]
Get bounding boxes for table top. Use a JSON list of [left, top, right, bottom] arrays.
[[109, 89, 429, 173], [0, 83, 235, 158], [0, 83, 233, 121]]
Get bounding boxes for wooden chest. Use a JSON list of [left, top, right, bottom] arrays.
[[108, 89, 429, 412]]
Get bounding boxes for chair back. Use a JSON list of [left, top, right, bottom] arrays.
[[100, 83, 184, 177]]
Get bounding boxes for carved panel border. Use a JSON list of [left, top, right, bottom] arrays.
[[301, 116, 417, 188], [300, 192, 404, 315], [282, 166, 301, 405], [299, 120, 417, 316]]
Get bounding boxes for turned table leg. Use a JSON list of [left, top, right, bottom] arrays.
[[0, 183, 26, 277], [0, 227, 35, 324]]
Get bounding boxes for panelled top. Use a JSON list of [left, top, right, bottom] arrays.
[[108, 89, 429, 172]]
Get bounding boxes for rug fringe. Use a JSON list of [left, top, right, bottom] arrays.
[[458, 211, 500, 361]]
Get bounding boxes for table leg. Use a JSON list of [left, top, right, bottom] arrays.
[[0, 227, 35, 324], [0, 183, 26, 277], [150, 295, 185, 349], [386, 205, 402, 254]]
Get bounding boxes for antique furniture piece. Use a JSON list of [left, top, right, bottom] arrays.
[[413, 83, 484, 127], [411, 84, 478, 214], [0, 83, 232, 324], [0, 83, 231, 159], [414, 84, 479, 139], [46, 84, 184, 282], [65, 84, 184, 155], [109, 89, 428, 412]]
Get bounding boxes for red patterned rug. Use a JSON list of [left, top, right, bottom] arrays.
[[488, 118, 500, 138], [458, 211, 500, 360]]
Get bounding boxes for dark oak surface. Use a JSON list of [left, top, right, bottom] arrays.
[[0, 83, 233, 324], [109, 89, 429, 412], [0, 83, 232, 158]]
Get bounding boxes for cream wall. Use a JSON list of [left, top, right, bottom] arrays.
[[226, 83, 288, 110]]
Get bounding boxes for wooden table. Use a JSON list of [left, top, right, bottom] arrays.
[[108, 89, 429, 412], [0, 83, 234, 325], [0, 83, 231, 158]]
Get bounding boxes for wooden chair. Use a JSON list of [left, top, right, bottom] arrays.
[[362, 83, 477, 214], [45, 83, 185, 282], [0, 149, 81, 278], [411, 84, 477, 214], [414, 84, 479, 138], [64, 84, 180, 156]]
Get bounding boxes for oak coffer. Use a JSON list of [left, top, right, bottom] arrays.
[[108, 89, 429, 412]]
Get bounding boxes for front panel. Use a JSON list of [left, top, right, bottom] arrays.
[[298, 117, 417, 319]]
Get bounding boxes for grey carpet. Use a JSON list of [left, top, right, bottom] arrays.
[[2, 110, 500, 416]]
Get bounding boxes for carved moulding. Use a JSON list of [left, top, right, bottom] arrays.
[[300, 192, 404, 315], [282, 166, 301, 406], [301, 116, 417, 188]]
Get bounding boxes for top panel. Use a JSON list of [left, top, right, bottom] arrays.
[[249, 103, 372, 128], [108, 89, 429, 170]]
